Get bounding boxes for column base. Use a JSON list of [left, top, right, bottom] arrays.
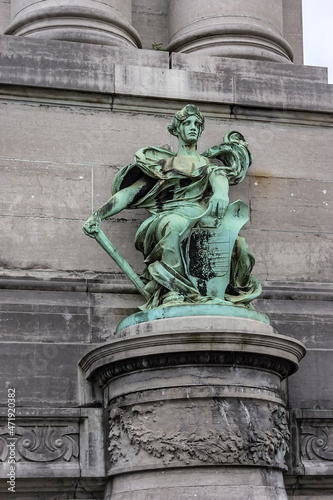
[[6, 4, 141, 48], [105, 467, 288, 500]]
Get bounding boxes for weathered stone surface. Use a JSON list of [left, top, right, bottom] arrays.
[[6, 0, 142, 48], [105, 365, 285, 404], [0, 289, 90, 342], [167, 0, 292, 64], [288, 351, 333, 409], [0, 216, 144, 273], [0, 94, 331, 295], [81, 315, 304, 380], [107, 392, 289, 474], [282, 0, 303, 65], [0, 34, 168, 93], [0, 100, 171, 166], [114, 64, 234, 103], [171, 52, 327, 83], [234, 76, 333, 113], [1, 186, 331, 282], [0, 158, 147, 222], [0, 159, 92, 220], [2, 275, 330, 345], [107, 467, 289, 500], [1, 98, 332, 184], [1, 213, 331, 282], [1, 275, 331, 346], [287, 494, 333, 500], [0, 2, 10, 36], [113, 65, 333, 113], [0, 342, 98, 406], [0, 478, 106, 499], [90, 291, 143, 342], [249, 177, 332, 233], [132, 0, 168, 50], [259, 298, 333, 349], [286, 473, 333, 498], [0, 276, 144, 346], [240, 229, 332, 283]]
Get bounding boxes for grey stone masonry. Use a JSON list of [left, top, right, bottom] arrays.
[[0, 13, 332, 497], [0, 35, 331, 113]]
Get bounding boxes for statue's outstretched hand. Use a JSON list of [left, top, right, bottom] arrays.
[[82, 213, 101, 238], [208, 193, 229, 219]]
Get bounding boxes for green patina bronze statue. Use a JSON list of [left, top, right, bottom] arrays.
[[83, 105, 262, 314]]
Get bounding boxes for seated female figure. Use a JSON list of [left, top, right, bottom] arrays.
[[83, 105, 261, 310]]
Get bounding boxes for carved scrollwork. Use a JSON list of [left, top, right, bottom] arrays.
[[301, 425, 333, 461], [0, 425, 79, 462], [108, 400, 289, 469]]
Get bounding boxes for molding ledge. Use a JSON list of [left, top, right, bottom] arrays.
[[80, 315, 305, 384], [0, 275, 332, 302]]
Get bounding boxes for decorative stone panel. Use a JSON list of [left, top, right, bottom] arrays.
[[108, 391, 290, 474], [289, 410, 333, 476], [0, 408, 104, 478]]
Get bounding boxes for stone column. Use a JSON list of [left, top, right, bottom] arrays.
[[6, 0, 141, 48], [80, 314, 305, 499], [167, 0, 293, 63]]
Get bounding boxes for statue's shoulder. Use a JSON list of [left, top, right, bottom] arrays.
[[135, 146, 176, 166], [111, 147, 175, 194]]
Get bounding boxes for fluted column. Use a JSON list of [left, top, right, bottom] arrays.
[[167, 0, 293, 63], [6, 0, 141, 48]]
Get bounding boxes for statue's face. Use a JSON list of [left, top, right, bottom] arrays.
[[178, 115, 202, 144]]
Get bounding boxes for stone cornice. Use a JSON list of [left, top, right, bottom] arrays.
[[0, 275, 332, 301], [94, 350, 295, 387], [79, 316, 306, 384], [0, 35, 332, 115]]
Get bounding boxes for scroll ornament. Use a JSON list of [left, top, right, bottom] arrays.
[[0, 425, 79, 462]]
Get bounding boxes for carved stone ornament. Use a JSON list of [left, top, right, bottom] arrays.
[[108, 399, 289, 470], [96, 351, 293, 387], [301, 424, 333, 462], [0, 425, 79, 462]]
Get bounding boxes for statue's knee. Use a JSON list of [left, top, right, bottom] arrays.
[[167, 216, 188, 234]]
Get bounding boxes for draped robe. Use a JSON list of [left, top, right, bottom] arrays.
[[111, 133, 261, 310]]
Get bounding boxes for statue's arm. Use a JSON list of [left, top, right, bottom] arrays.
[[82, 177, 152, 237], [208, 169, 230, 219]]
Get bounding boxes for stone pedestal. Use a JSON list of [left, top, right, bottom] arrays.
[[80, 313, 305, 499], [167, 0, 293, 62], [6, 0, 141, 48]]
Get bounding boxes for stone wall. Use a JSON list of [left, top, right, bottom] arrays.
[[0, 1, 332, 498]]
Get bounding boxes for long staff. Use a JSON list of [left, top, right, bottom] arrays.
[[94, 229, 151, 301]]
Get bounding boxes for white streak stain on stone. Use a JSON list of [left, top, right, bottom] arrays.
[[218, 401, 230, 429], [240, 400, 251, 424]]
